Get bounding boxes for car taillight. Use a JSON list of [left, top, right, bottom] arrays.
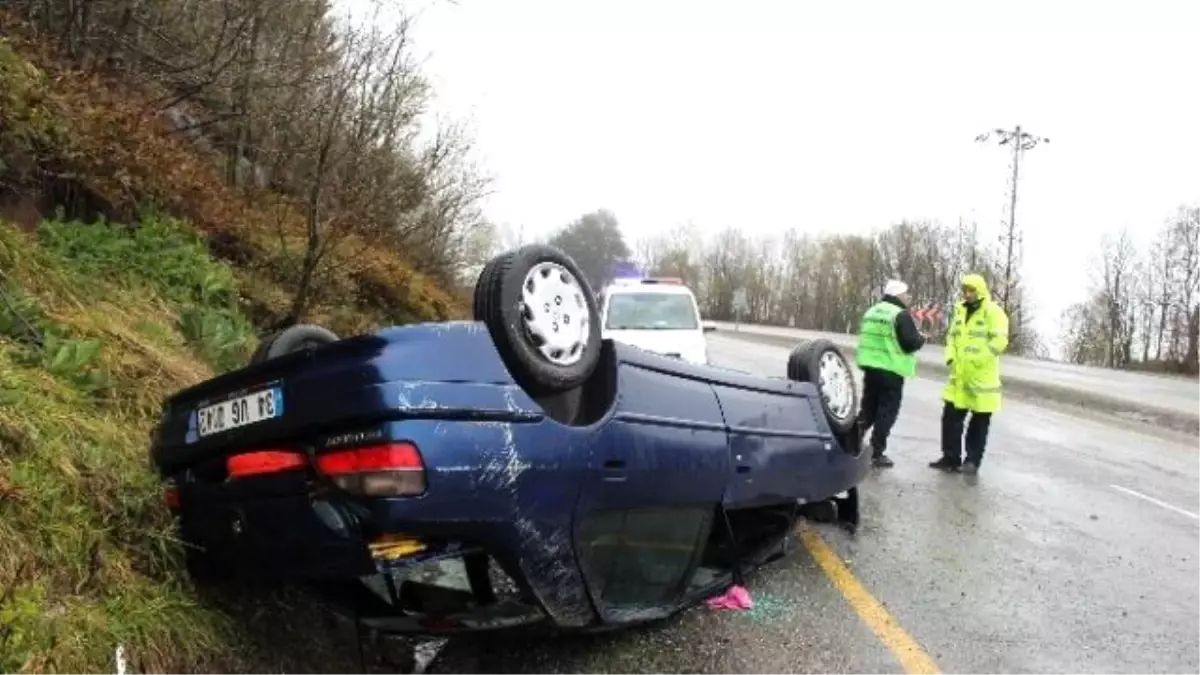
[[164, 483, 181, 509], [318, 442, 426, 498], [222, 443, 426, 497], [227, 450, 306, 479]]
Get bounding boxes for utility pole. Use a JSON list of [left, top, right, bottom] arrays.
[[974, 126, 1049, 314]]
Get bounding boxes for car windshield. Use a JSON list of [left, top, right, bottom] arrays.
[[605, 292, 699, 330]]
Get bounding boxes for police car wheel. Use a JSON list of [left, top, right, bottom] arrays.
[[475, 243, 602, 396], [787, 339, 858, 434]]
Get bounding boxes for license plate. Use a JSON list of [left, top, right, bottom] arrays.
[[196, 386, 283, 438]]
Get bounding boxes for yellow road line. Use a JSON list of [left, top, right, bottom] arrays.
[[798, 526, 942, 675]]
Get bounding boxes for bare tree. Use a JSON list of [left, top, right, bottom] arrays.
[[1061, 230, 1138, 368], [1063, 208, 1198, 374], [1102, 229, 1139, 367], [1167, 206, 1200, 371], [12, 0, 494, 323], [629, 219, 1047, 352], [398, 119, 494, 283], [268, 14, 426, 323]]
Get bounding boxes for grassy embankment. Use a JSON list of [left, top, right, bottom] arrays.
[[0, 25, 458, 673]]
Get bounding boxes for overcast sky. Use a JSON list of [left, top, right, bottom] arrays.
[[342, 0, 1199, 349]]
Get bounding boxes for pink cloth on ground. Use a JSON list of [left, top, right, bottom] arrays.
[[705, 584, 753, 611]]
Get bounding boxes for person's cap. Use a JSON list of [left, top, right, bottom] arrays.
[[884, 279, 909, 297]]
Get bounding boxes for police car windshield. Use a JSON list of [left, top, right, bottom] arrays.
[[605, 292, 699, 330]]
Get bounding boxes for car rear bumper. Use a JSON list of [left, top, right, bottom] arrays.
[[177, 476, 559, 634], [178, 474, 378, 579]]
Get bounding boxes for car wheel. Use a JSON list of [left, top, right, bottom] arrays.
[[787, 339, 858, 434], [249, 324, 340, 365], [473, 250, 510, 321], [247, 336, 274, 365], [474, 244, 601, 396]]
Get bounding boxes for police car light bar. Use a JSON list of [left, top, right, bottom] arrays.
[[640, 277, 682, 285]]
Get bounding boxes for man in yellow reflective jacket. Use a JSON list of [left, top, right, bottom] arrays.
[[930, 273, 1009, 475]]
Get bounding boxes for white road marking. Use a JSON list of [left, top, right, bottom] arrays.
[[1110, 484, 1199, 521]]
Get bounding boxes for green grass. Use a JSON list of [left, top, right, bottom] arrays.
[[0, 219, 356, 673], [0, 218, 227, 672], [37, 212, 256, 373], [0, 31, 451, 670]]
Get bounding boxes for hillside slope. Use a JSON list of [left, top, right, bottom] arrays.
[[0, 17, 464, 334], [0, 17, 466, 674], [0, 218, 369, 672]]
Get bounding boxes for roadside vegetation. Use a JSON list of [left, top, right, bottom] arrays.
[[0, 217, 363, 672], [0, 0, 493, 671], [1060, 207, 1200, 374]]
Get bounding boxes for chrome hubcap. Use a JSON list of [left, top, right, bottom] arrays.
[[520, 262, 589, 366], [818, 351, 854, 421]]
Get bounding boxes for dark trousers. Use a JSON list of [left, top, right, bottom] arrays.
[[858, 368, 904, 457], [940, 402, 992, 466]]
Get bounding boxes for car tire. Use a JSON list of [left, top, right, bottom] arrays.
[[787, 339, 858, 434], [473, 250, 510, 321], [250, 324, 340, 365], [247, 336, 274, 365], [474, 244, 602, 396]]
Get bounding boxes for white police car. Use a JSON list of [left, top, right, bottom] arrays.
[[599, 277, 716, 365]]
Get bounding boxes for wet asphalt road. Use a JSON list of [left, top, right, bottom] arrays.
[[430, 334, 1200, 674]]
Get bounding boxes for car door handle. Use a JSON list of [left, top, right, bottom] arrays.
[[602, 459, 627, 482], [736, 465, 751, 474]]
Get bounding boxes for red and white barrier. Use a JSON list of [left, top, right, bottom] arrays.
[[911, 304, 943, 326]]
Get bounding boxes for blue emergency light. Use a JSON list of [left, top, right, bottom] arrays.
[[611, 259, 644, 280]]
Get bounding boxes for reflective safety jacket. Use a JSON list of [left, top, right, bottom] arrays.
[[856, 301, 917, 377], [943, 274, 1009, 413]]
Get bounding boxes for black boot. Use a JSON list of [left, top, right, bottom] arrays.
[[928, 457, 960, 472], [872, 454, 895, 468]]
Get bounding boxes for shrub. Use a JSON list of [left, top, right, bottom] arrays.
[[37, 212, 255, 372]]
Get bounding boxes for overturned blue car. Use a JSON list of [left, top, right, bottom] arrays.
[[150, 244, 869, 635]]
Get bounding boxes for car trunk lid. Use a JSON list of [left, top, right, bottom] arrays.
[[151, 323, 544, 474]]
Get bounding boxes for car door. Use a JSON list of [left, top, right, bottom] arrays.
[[711, 380, 835, 510], [573, 360, 730, 619]]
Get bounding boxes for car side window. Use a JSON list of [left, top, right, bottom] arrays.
[[577, 506, 711, 609]]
